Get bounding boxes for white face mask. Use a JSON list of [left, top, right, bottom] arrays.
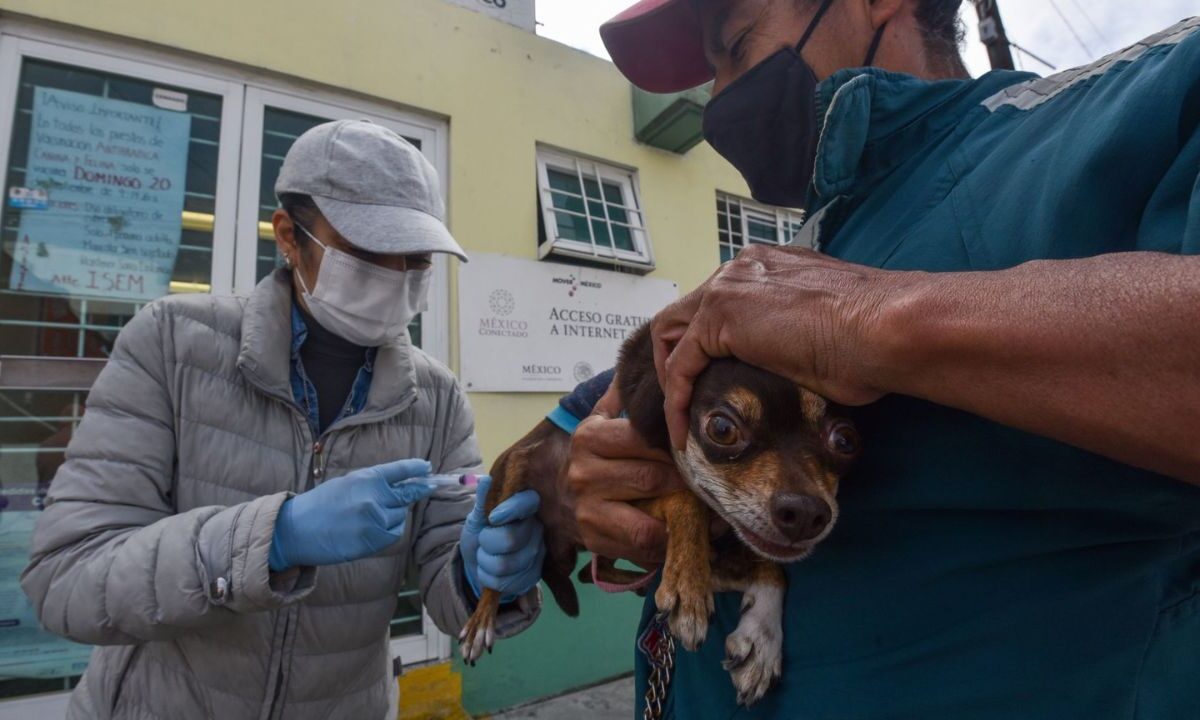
[[293, 222, 431, 347]]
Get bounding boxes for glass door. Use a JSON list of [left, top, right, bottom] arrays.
[[236, 87, 452, 665], [0, 36, 242, 712]]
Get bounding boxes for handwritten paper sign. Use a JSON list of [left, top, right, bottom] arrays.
[[8, 88, 192, 302]]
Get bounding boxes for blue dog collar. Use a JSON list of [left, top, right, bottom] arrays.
[[547, 405, 583, 434]]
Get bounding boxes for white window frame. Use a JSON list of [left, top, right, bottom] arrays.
[[717, 191, 808, 263], [0, 22, 455, 716], [0, 34, 245, 297], [536, 147, 654, 271], [235, 86, 451, 365]]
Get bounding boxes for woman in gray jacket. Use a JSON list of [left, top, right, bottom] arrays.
[[20, 120, 544, 719]]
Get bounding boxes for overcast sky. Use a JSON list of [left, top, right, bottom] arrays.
[[536, 1, 1196, 77]]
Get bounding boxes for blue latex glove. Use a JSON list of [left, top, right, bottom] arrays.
[[270, 459, 437, 571], [460, 475, 546, 602]]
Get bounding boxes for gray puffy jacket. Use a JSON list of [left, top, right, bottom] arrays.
[[20, 271, 540, 719]]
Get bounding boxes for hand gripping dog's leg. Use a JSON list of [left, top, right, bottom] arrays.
[[652, 491, 714, 651], [459, 448, 528, 665]]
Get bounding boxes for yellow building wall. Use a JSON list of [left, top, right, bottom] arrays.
[[0, 0, 748, 460], [0, 0, 752, 711]]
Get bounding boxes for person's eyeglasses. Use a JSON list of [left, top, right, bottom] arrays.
[[404, 254, 434, 271], [295, 220, 433, 272]]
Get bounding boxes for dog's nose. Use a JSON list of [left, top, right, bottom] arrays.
[[769, 493, 831, 542]]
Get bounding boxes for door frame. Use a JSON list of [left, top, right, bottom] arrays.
[[0, 26, 247, 719]]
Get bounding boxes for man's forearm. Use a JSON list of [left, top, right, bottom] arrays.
[[875, 251, 1200, 483]]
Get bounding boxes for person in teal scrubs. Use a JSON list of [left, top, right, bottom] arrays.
[[554, 1, 1200, 717]]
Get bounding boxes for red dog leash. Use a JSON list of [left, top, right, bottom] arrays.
[[591, 555, 657, 593]]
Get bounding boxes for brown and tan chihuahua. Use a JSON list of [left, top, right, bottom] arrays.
[[459, 323, 860, 705]]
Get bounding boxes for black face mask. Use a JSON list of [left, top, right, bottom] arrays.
[[701, 0, 887, 207]]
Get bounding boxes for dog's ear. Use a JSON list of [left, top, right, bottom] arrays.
[[616, 323, 671, 451]]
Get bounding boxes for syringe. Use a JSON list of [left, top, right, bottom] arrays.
[[409, 473, 483, 490]]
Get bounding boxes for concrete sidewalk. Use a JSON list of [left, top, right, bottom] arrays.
[[489, 675, 634, 719]]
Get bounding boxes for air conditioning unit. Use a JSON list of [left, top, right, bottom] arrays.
[[632, 82, 712, 154]]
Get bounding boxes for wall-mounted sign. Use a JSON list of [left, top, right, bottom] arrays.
[[459, 253, 678, 392], [7, 87, 192, 303], [440, 0, 535, 32]]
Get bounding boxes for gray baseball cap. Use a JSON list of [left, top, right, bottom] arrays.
[[275, 119, 467, 261]]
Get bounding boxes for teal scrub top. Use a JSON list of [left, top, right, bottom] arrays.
[[635, 18, 1200, 720]]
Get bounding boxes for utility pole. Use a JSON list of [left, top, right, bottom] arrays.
[[972, 0, 1016, 70]]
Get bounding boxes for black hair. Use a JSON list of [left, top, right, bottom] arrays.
[[800, 0, 968, 74], [278, 192, 322, 251], [915, 0, 967, 71]]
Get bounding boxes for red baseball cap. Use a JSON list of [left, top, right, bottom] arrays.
[[600, 0, 714, 93]]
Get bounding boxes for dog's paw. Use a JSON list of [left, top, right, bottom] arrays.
[[655, 580, 714, 652], [458, 605, 496, 666], [722, 581, 784, 706]]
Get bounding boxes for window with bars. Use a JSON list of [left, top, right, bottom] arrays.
[[536, 147, 653, 270], [717, 192, 807, 263], [1, 59, 222, 358]]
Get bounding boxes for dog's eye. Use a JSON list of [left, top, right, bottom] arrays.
[[705, 414, 741, 446], [826, 422, 860, 457]]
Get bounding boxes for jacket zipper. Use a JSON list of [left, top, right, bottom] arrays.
[[264, 413, 313, 719], [312, 440, 324, 483], [311, 432, 337, 486], [267, 610, 291, 719], [240, 363, 331, 718], [245, 362, 363, 716], [268, 427, 337, 718]]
